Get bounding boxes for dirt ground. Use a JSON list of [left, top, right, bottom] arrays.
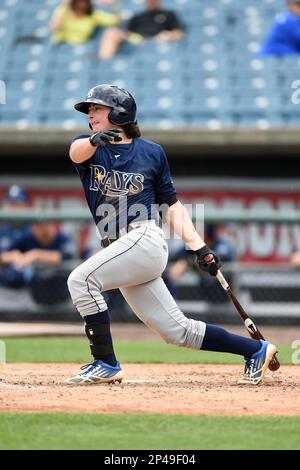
[[0, 324, 299, 416], [0, 363, 299, 416]]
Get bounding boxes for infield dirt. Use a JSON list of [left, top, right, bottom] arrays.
[[0, 363, 299, 416]]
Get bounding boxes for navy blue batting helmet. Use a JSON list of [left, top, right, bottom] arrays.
[[74, 84, 137, 126]]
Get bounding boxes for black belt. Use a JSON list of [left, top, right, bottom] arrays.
[[100, 224, 137, 248], [101, 236, 118, 248]]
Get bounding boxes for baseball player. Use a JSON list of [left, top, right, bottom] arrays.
[[0, 186, 30, 253], [66, 84, 277, 385]]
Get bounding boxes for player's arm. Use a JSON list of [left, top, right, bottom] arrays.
[[166, 200, 221, 276], [166, 200, 205, 250], [70, 129, 122, 163], [169, 259, 189, 282], [156, 148, 220, 275], [69, 138, 96, 164], [28, 249, 62, 265], [0, 250, 22, 265], [15, 249, 62, 268]]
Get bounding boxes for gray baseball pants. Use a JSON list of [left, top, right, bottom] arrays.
[[67, 221, 206, 349]]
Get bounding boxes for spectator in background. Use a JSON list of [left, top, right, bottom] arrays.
[[164, 224, 236, 300], [0, 185, 30, 254], [0, 221, 75, 289], [260, 0, 300, 55], [290, 251, 300, 266], [99, 0, 184, 60], [49, 0, 120, 46]]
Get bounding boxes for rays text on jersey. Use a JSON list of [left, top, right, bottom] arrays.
[[89, 164, 144, 197]]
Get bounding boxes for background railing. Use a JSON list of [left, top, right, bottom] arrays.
[[1, 209, 299, 324]]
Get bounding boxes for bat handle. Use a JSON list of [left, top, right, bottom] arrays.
[[203, 255, 230, 291], [216, 270, 229, 291]]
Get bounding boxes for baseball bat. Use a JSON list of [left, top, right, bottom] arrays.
[[204, 255, 280, 371]]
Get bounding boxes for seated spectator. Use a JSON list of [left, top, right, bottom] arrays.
[[290, 251, 300, 266], [260, 0, 300, 56], [0, 185, 30, 253], [99, 0, 184, 60], [49, 0, 120, 46], [164, 224, 236, 301], [0, 221, 75, 289]]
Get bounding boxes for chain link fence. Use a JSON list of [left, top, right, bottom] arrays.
[[174, 263, 300, 325], [1, 208, 300, 324], [0, 261, 299, 324]]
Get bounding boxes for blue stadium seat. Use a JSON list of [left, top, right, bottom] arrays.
[[0, 0, 297, 129]]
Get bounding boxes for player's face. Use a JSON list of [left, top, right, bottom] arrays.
[[290, 4, 300, 16], [147, 0, 161, 10], [32, 222, 56, 244], [88, 104, 113, 132]]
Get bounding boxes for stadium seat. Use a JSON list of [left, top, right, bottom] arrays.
[[0, 0, 296, 128]]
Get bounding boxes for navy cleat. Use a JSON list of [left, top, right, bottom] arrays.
[[238, 340, 277, 385], [66, 360, 124, 385]]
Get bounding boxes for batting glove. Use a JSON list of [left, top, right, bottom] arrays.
[[89, 129, 122, 147], [195, 245, 221, 276]]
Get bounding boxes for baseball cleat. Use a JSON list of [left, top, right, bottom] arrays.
[[238, 340, 277, 385], [65, 360, 124, 385]]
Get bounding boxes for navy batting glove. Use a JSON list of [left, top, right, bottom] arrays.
[[89, 129, 122, 147], [195, 245, 221, 276]]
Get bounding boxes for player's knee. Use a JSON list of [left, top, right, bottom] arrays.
[[161, 319, 205, 349], [67, 267, 85, 299], [67, 270, 76, 298], [161, 329, 186, 347]]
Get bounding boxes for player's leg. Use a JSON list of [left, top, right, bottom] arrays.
[[65, 287, 123, 385], [66, 224, 168, 384], [120, 278, 276, 385]]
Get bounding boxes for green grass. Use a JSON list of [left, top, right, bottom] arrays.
[[0, 337, 295, 364], [0, 413, 299, 450], [0, 339, 298, 450]]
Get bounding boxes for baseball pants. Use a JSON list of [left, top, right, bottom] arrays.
[[67, 221, 206, 349]]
